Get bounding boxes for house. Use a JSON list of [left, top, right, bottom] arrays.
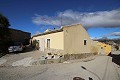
[[94, 41, 111, 55], [32, 24, 111, 57], [32, 24, 94, 55], [9, 28, 31, 45], [0, 28, 31, 53]]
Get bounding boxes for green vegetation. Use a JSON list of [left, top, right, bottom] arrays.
[[0, 13, 11, 55]]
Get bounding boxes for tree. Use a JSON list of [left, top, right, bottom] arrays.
[[0, 14, 10, 27], [0, 14, 10, 39], [0, 14, 11, 54]]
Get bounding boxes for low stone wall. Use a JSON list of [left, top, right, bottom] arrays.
[[31, 48, 98, 65], [44, 48, 64, 56], [64, 53, 97, 61], [32, 58, 64, 65], [32, 53, 97, 65]]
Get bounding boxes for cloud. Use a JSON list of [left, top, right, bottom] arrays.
[[104, 32, 120, 37], [35, 31, 41, 35], [32, 9, 120, 28]]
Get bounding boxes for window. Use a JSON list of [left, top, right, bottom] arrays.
[[47, 39, 50, 49], [84, 40, 87, 45]]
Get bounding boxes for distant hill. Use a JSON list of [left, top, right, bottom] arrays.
[[93, 38, 120, 45]]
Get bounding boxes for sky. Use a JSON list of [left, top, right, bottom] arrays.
[[0, 0, 120, 39]]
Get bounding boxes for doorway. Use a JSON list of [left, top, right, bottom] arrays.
[[47, 39, 50, 49]]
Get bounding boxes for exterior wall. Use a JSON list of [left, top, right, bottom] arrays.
[[32, 31, 64, 50], [90, 40, 99, 54], [63, 24, 92, 54], [9, 28, 31, 44], [97, 42, 111, 55]]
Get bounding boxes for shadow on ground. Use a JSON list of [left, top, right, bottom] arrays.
[[108, 53, 120, 66], [23, 46, 35, 53], [8, 46, 36, 54]]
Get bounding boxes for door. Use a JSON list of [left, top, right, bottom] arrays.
[[47, 39, 50, 49], [40, 38, 44, 52]]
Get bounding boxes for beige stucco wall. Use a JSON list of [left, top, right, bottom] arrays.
[[32, 24, 99, 55], [90, 41, 100, 54], [32, 31, 64, 50], [63, 24, 92, 54], [97, 42, 111, 55], [91, 41, 112, 55]]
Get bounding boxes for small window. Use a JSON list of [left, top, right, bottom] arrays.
[[84, 40, 87, 45]]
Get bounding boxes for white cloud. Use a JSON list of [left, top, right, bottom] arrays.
[[32, 9, 120, 28], [104, 32, 120, 37], [35, 31, 41, 35]]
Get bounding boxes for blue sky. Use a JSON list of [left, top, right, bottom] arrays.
[[0, 0, 120, 38]]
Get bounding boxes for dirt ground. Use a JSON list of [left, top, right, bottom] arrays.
[[0, 51, 120, 80], [1, 50, 42, 66]]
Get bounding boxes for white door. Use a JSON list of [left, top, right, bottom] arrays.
[[40, 38, 44, 52]]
